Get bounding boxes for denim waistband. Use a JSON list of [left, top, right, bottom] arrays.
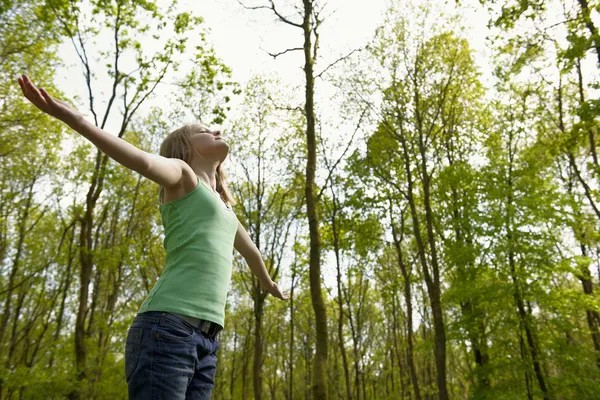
[[136, 311, 223, 339]]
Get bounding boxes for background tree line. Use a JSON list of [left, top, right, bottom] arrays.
[[0, 0, 598, 399]]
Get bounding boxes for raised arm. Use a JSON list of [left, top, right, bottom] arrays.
[[234, 220, 289, 300], [17, 75, 184, 188]]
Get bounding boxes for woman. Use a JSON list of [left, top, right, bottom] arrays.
[[18, 75, 289, 399]]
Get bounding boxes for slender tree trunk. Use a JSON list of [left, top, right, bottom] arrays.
[[460, 300, 490, 389], [445, 149, 491, 390], [505, 127, 551, 400], [579, 244, 600, 371], [415, 93, 448, 400], [389, 204, 422, 400], [394, 114, 448, 399], [557, 75, 600, 371], [49, 222, 76, 369], [230, 328, 239, 399], [330, 194, 352, 400], [242, 315, 252, 400], [287, 270, 296, 400], [0, 179, 35, 352], [301, 1, 328, 398], [575, 60, 599, 170], [304, 335, 312, 400], [240, 2, 328, 394], [253, 294, 266, 400], [576, 0, 600, 67], [71, 190, 97, 400], [0, 179, 37, 399]]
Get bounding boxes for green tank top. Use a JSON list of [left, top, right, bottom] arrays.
[[137, 177, 238, 327]]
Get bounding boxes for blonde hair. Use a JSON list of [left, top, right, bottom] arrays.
[[159, 123, 236, 206]]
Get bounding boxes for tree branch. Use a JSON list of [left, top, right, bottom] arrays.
[[238, 0, 303, 28], [266, 47, 303, 59], [315, 48, 361, 79]]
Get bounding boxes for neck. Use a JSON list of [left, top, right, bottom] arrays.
[[189, 158, 220, 191]]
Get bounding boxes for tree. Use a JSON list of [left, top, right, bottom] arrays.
[[365, 8, 484, 396], [228, 75, 304, 400], [238, 1, 330, 397]]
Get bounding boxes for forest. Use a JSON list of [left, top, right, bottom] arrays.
[[1, 0, 599, 399]]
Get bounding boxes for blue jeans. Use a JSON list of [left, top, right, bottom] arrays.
[[125, 311, 220, 400]]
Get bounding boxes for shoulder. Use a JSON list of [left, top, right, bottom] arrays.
[[171, 158, 192, 174], [173, 159, 196, 186], [161, 160, 197, 203]]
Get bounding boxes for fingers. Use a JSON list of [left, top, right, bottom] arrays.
[[18, 76, 29, 97], [18, 74, 51, 110], [20, 75, 38, 97], [20, 75, 33, 93], [19, 75, 39, 99], [39, 87, 54, 104], [265, 282, 290, 300], [274, 287, 290, 300], [17, 78, 28, 99], [25, 76, 43, 99]]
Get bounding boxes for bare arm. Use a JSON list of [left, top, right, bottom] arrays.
[[234, 220, 289, 300], [18, 75, 184, 188], [67, 117, 185, 187]]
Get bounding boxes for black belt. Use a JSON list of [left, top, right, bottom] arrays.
[[170, 312, 222, 339]]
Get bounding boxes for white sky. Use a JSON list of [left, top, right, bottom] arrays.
[[182, 0, 492, 86], [183, 0, 390, 84]]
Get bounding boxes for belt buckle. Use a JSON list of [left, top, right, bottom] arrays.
[[212, 324, 221, 339], [199, 319, 210, 333], [196, 319, 220, 339], [206, 322, 215, 339]]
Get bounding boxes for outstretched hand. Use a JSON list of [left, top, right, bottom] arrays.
[[265, 281, 290, 300], [17, 75, 83, 126]]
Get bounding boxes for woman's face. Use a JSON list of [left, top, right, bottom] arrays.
[[189, 123, 229, 162]]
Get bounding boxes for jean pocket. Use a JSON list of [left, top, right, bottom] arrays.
[[154, 315, 195, 342], [125, 327, 142, 381]]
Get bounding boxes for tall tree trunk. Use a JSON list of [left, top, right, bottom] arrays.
[[576, 0, 600, 67], [230, 327, 239, 399], [0, 179, 36, 352], [49, 222, 77, 369], [0, 178, 38, 399], [301, 1, 328, 398], [253, 294, 266, 400], [394, 114, 448, 399], [578, 244, 600, 371], [415, 91, 449, 400], [445, 146, 491, 390], [71, 150, 115, 400], [330, 191, 352, 400], [239, 2, 329, 394], [388, 203, 422, 400], [575, 59, 599, 170], [557, 75, 600, 371], [288, 264, 298, 400], [506, 127, 551, 400]]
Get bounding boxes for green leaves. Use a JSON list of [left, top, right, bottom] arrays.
[[173, 12, 191, 34]]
